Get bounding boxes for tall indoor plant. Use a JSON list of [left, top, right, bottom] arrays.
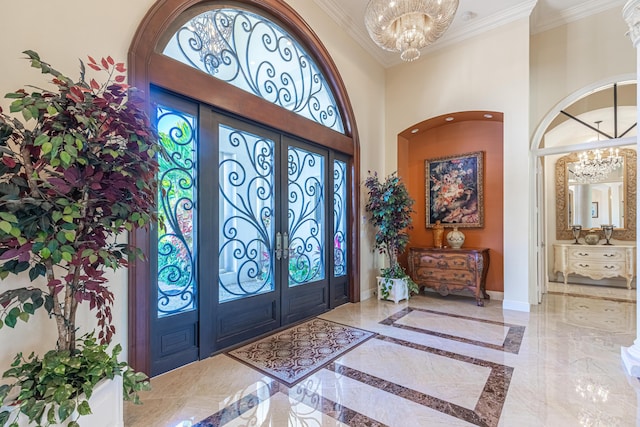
[[0, 51, 158, 426], [364, 171, 418, 301]]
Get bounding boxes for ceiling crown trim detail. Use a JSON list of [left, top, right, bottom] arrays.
[[531, 0, 627, 34]]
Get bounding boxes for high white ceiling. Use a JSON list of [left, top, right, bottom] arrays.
[[312, 0, 627, 68]]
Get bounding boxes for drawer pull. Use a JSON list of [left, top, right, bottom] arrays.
[[437, 260, 448, 268], [578, 263, 589, 267], [603, 254, 615, 257], [604, 265, 615, 269], [576, 252, 589, 257]]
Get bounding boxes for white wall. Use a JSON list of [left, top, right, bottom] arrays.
[[530, 7, 635, 139], [0, 0, 385, 373], [386, 19, 532, 310]]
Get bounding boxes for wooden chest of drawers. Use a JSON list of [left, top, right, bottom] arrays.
[[408, 247, 490, 306], [553, 244, 636, 288]]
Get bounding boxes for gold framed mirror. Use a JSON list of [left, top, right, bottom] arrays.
[[556, 148, 636, 240]]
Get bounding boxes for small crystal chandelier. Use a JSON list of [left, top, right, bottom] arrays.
[[188, 11, 233, 71], [571, 121, 623, 184], [364, 0, 459, 62]]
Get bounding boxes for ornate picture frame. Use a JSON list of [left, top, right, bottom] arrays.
[[425, 151, 484, 228]]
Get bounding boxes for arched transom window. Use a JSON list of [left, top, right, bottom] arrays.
[[162, 7, 345, 133]]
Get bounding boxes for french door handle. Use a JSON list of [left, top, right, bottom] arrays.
[[283, 232, 289, 259], [275, 232, 282, 260]]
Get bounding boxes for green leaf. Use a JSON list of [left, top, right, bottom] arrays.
[[41, 141, 53, 154], [29, 266, 40, 281], [60, 151, 71, 166], [0, 212, 17, 223], [4, 315, 16, 328], [0, 221, 11, 234], [9, 226, 21, 237], [64, 231, 75, 242], [61, 252, 72, 262], [77, 400, 91, 416], [46, 105, 58, 115], [40, 247, 51, 259], [34, 134, 49, 146], [18, 312, 29, 323], [21, 107, 33, 121], [23, 302, 34, 314]]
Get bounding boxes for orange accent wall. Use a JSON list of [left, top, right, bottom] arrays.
[[397, 114, 504, 292]]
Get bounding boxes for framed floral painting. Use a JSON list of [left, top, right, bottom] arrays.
[[425, 151, 484, 228]]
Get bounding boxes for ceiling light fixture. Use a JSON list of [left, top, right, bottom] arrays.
[[570, 120, 623, 184], [364, 0, 459, 62], [188, 11, 233, 71]]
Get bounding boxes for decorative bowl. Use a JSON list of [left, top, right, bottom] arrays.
[[584, 233, 600, 245]]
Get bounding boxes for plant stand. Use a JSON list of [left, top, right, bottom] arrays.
[[377, 277, 409, 303], [1, 376, 123, 427]]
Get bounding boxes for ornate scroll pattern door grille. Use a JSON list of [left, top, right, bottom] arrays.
[[162, 8, 344, 133], [218, 124, 275, 302], [287, 146, 325, 287]]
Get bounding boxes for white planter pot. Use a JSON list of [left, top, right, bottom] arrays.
[[377, 277, 409, 303], [1, 375, 123, 427]]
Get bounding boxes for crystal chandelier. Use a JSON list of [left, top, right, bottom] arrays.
[[364, 0, 459, 62], [188, 11, 233, 70], [570, 121, 623, 184], [571, 148, 623, 183]]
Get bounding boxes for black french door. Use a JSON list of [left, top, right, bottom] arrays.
[[149, 92, 349, 375]]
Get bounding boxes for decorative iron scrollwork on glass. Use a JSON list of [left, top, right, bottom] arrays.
[[162, 8, 345, 133], [288, 147, 325, 286], [155, 106, 197, 318], [219, 124, 275, 302], [333, 160, 347, 277]]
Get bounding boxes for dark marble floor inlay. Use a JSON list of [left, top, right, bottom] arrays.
[[193, 379, 281, 427], [227, 318, 375, 387], [380, 307, 525, 354], [194, 377, 386, 426], [326, 334, 513, 427]]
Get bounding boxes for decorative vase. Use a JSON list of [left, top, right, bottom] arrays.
[[432, 220, 444, 248], [601, 224, 614, 245], [446, 226, 465, 249], [584, 232, 600, 245]]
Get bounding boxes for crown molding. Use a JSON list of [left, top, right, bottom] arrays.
[[419, 0, 537, 58], [312, 0, 395, 68], [531, 0, 626, 34], [313, 0, 537, 68]]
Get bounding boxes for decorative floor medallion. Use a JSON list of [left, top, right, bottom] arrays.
[[227, 318, 374, 386]]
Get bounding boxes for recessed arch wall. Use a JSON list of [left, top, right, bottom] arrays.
[[397, 111, 505, 294], [127, 0, 361, 374]]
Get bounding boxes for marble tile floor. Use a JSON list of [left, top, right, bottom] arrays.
[[124, 289, 639, 426]]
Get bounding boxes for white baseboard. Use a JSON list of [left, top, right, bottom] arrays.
[[360, 288, 376, 301], [502, 299, 531, 312], [487, 290, 504, 301]]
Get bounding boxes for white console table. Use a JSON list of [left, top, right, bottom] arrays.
[[553, 243, 636, 289]]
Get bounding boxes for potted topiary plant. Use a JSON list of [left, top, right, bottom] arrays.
[[364, 171, 418, 303], [0, 51, 159, 426]]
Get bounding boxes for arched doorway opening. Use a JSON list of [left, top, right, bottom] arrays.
[[531, 76, 637, 303]]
